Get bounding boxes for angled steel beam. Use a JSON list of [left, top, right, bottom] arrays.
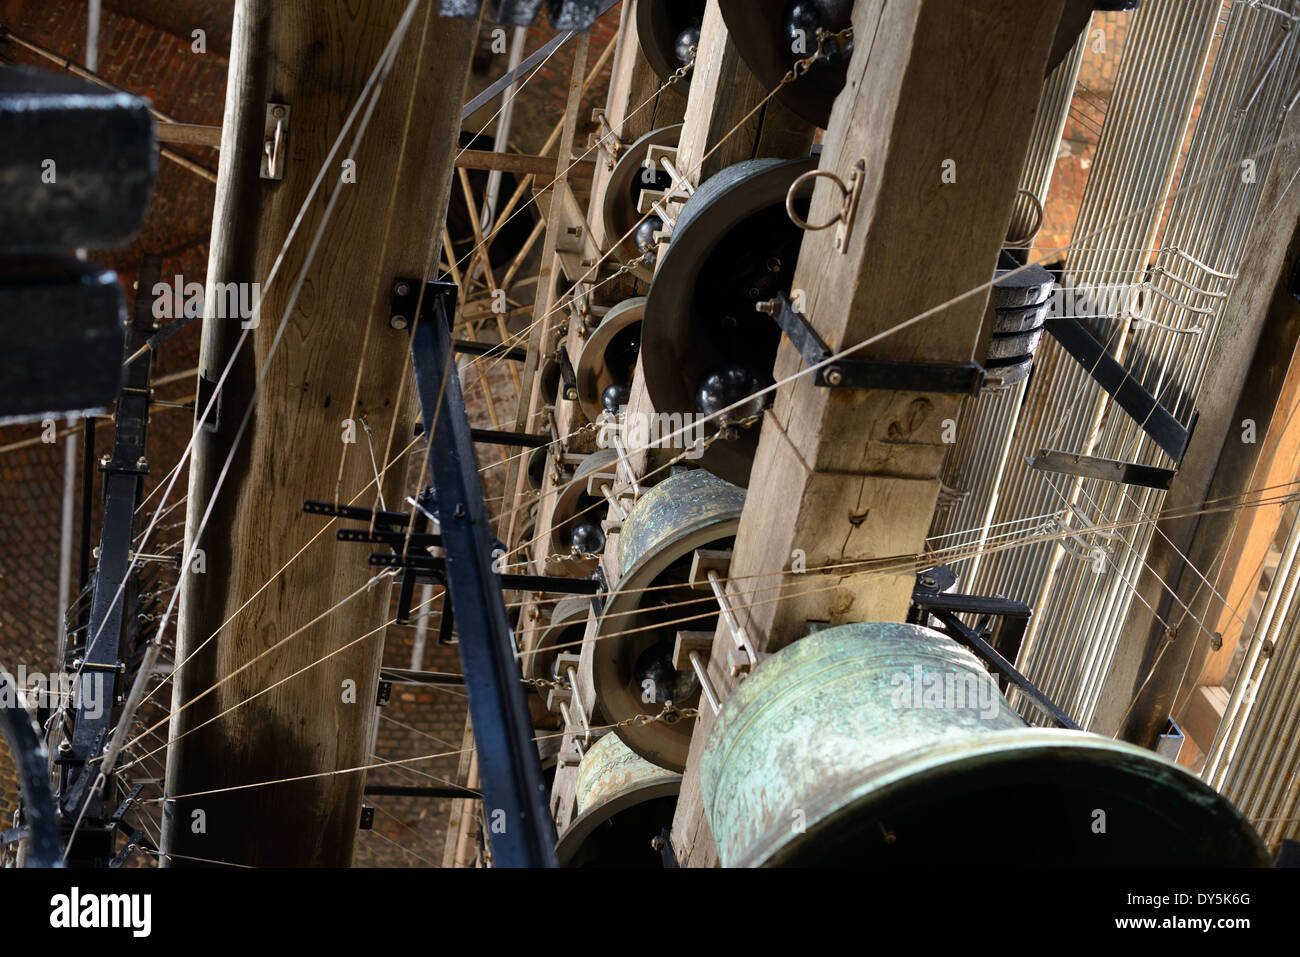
[[408, 279, 556, 867]]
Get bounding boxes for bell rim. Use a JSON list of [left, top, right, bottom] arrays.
[[575, 296, 646, 421]]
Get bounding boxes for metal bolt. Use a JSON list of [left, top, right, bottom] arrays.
[[825, 367, 844, 386], [99, 454, 111, 467], [272, 105, 286, 118], [390, 314, 409, 330], [393, 281, 410, 296], [766, 257, 782, 272], [755, 298, 781, 316], [135, 456, 148, 470]]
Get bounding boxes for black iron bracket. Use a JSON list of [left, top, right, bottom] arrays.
[[1044, 315, 1194, 465], [758, 292, 985, 394], [1029, 449, 1177, 491], [908, 567, 1079, 731], [370, 552, 601, 596], [556, 342, 579, 401], [471, 428, 550, 448]]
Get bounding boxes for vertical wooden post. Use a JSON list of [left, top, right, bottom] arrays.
[[163, 0, 480, 866], [668, 0, 1066, 865]]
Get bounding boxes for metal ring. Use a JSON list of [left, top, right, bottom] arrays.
[[1004, 188, 1044, 248], [785, 168, 848, 232]]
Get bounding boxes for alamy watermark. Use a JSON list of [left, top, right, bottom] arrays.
[[890, 665, 1000, 720], [1, 666, 106, 720], [597, 409, 707, 459], [152, 275, 262, 329]]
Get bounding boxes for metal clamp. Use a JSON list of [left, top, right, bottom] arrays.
[[260, 103, 289, 181], [757, 292, 985, 394], [785, 159, 865, 254]]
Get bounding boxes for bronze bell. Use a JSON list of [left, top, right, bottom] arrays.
[[641, 156, 816, 486], [522, 596, 589, 730], [575, 296, 644, 421], [635, 1, 706, 97], [717, 0, 854, 128], [554, 731, 681, 867], [700, 622, 1270, 866], [548, 447, 619, 565], [600, 124, 682, 280], [592, 467, 745, 772]]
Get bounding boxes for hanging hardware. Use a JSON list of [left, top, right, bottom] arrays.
[[785, 158, 865, 254], [757, 291, 985, 393], [1030, 449, 1177, 491], [1044, 309, 1194, 464], [672, 632, 720, 715], [260, 103, 289, 181], [689, 550, 761, 676], [1003, 188, 1045, 249], [907, 567, 1079, 730]]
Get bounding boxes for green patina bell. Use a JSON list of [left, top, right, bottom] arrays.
[[701, 622, 1270, 867], [593, 468, 745, 773], [554, 731, 681, 867]]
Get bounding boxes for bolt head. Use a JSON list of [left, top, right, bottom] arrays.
[[390, 314, 409, 330], [394, 281, 410, 296], [825, 367, 843, 386]]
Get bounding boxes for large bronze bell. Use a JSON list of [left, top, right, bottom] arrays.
[[575, 296, 644, 420], [591, 467, 745, 772], [635, 1, 706, 96], [600, 124, 682, 279], [700, 622, 1270, 866], [641, 156, 815, 486], [554, 731, 681, 867]]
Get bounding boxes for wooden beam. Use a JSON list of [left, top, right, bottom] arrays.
[[1101, 102, 1300, 745], [454, 147, 596, 180], [667, 0, 1066, 866], [162, 0, 480, 866], [154, 122, 224, 147]]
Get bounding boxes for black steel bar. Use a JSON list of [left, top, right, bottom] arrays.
[[454, 338, 528, 362], [337, 528, 442, 549], [1044, 316, 1191, 463], [380, 667, 467, 686], [762, 292, 984, 394], [1030, 449, 1176, 490], [929, 609, 1081, 731], [363, 784, 481, 799], [373, 553, 602, 595], [408, 278, 557, 867], [302, 499, 413, 528], [470, 428, 550, 448], [77, 415, 95, 595]]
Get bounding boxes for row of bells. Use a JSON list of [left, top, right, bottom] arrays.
[[535, 467, 1267, 867]]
